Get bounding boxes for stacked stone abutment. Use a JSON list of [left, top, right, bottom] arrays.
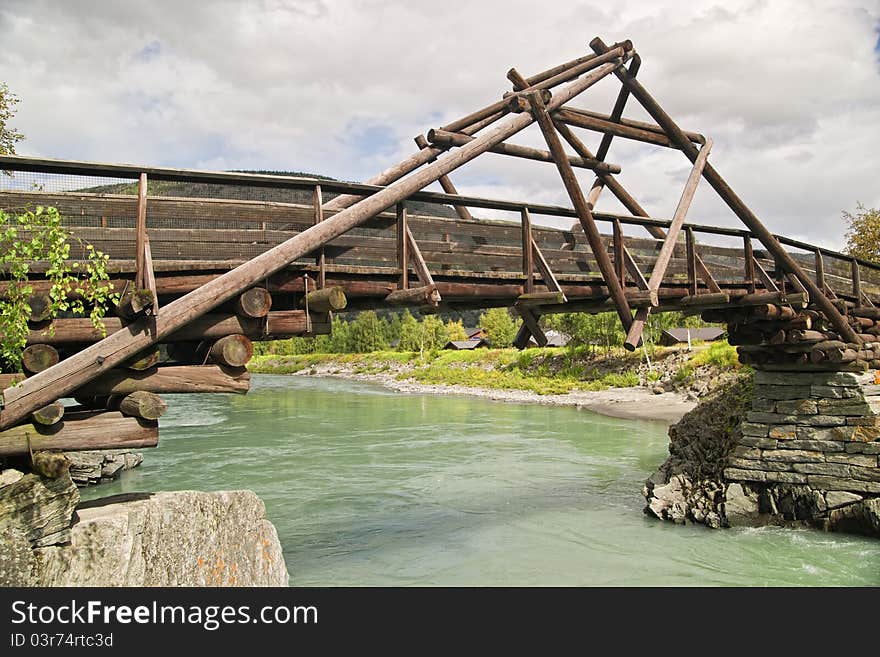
[[725, 370, 880, 495]]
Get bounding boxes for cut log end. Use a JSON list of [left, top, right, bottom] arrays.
[[208, 334, 254, 367], [300, 286, 347, 313], [32, 401, 65, 426], [119, 391, 168, 421], [234, 287, 273, 318], [22, 344, 59, 375]]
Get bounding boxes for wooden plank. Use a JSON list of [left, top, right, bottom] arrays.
[[397, 203, 408, 290], [744, 236, 756, 293], [686, 227, 697, 296], [531, 238, 566, 299], [135, 173, 147, 289], [612, 218, 625, 288], [852, 258, 862, 300], [314, 185, 326, 288], [522, 208, 534, 293], [645, 139, 713, 297]]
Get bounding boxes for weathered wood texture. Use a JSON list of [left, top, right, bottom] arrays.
[[0, 410, 158, 457]]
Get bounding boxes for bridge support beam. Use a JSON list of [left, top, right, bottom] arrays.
[[589, 36, 859, 346]]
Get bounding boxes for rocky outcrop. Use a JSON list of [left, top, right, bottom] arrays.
[[64, 450, 144, 486], [36, 490, 288, 586], [0, 468, 80, 586], [0, 467, 288, 586]]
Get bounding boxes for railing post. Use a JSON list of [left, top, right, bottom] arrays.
[[852, 258, 862, 303], [814, 249, 826, 293], [743, 235, 756, 294], [397, 202, 408, 290], [313, 185, 325, 289], [612, 217, 625, 288], [521, 207, 534, 293], [135, 173, 147, 290], [685, 226, 697, 296]]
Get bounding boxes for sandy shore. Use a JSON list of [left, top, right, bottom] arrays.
[[282, 363, 696, 425]]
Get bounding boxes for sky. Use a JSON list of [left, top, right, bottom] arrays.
[[1, 0, 878, 250]]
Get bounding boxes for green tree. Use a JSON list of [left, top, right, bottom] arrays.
[[843, 203, 880, 262], [479, 307, 519, 348], [347, 311, 388, 353], [445, 318, 468, 342], [398, 310, 421, 351], [0, 83, 24, 159]]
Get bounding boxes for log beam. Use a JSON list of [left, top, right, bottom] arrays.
[[0, 410, 158, 457], [589, 35, 859, 344]]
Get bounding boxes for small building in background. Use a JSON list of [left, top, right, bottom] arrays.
[[465, 327, 486, 340], [444, 338, 490, 350], [527, 330, 571, 348], [659, 327, 726, 346]]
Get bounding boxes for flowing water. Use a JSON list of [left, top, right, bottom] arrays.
[[83, 375, 880, 586]]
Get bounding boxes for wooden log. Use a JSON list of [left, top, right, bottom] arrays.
[[115, 287, 156, 319], [557, 106, 705, 147], [208, 334, 253, 367], [300, 286, 347, 313], [233, 287, 273, 318], [768, 329, 787, 345], [135, 173, 148, 289], [384, 285, 439, 307], [589, 36, 860, 346], [118, 391, 167, 421], [853, 307, 880, 320], [21, 344, 59, 375], [788, 329, 831, 343], [678, 292, 730, 306], [645, 139, 713, 297], [522, 207, 534, 294], [751, 304, 796, 321], [0, 58, 625, 429], [0, 365, 250, 396], [427, 127, 622, 173], [514, 305, 547, 347], [125, 348, 160, 371], [516, 291, 566, 307], [32, 401, 65, 426], [554, 107, 678, 149], [0, 410, 158, 457], [26, 310, 326, 346], [27, 294, 52, 323], [414, 134, 474, 222], [525, 90, 633, 337]]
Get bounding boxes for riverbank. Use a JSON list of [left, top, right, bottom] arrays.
[[248, 342, 742, 424]]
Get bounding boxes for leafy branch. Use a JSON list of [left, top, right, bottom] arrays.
[[0, 206, 119, 371]]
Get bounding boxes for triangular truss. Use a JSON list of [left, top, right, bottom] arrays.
[[0, 36, 860, 430]]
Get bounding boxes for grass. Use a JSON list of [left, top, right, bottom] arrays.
[[248, 340, 737, 396]]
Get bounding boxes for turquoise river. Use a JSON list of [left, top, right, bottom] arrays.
[[84, 375, 880, 586]]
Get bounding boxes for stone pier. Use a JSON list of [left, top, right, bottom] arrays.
[[645, 368, 880, 536]]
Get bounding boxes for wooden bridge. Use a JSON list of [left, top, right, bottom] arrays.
[[1, 36, 878, 459]]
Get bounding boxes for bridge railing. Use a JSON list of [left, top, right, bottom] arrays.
[[1, 155, 877, 308]]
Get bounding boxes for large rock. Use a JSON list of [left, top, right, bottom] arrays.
[[35, 490, 288, 586], [0, 468, 80, 586], [827, 498, 880, 537], [0, 468, 79, 548], [65, 450, 144, 487]]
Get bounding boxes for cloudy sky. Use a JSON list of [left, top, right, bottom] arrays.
[[1, 0, 878, 250]]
